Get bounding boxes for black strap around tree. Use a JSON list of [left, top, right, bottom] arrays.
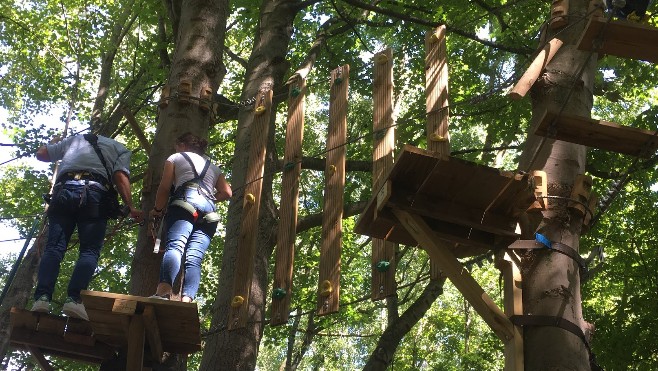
[[509, 315, 603, 370]]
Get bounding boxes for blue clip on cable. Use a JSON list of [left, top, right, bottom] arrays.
[[535, 232, 552, 249]]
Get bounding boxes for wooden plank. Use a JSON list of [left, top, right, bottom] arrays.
[[229, 89, 274, 329], [425, 26, 450, 157], [509, 38, 563, 100], [393, 210, 515, 341], [577, 17, 658, 63], [495, 251, 524, 371], [126, 315, 145, 371], [142, 305, 163, 363], [317, 65, 348, 316], [535, 110, 658, 158], [271, 76, 306, 326], [121, 106, 152, 153], [371, 48, 397, 301], [10, 327, 114, 362]]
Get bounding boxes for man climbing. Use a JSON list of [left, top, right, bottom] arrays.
[[607, 0, 654, 21], [30, 133, 143, 320]]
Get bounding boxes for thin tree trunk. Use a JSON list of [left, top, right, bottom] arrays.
[[363, 277, 446, 370], [518, 0, 596, 369]]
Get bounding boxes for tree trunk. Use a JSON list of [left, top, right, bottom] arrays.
[[200, 0, 298, 369], [128, 0, 228, 368], [518, 0, 596, 369]]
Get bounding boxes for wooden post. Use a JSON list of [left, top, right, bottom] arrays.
[[271, 77, 306, 326], [496, 251, 524, 371], [228, 90, 273, 329], [371, 48, 397, 301], [425, 26, 450, 280], [550, 0, 570, 29], [509, 38, 563, 100], [126, 315, 145, 371], [317, 65, 348, 316]]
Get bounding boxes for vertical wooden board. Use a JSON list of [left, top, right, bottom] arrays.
[[229, 90, 273, 329], [317, 65, 348, 316], [371, 48, 397, 300], [271, 77, 306, 326], [425, 26, 450, 158], [495, 251, 524, 371], [425, 28, 450, 279]]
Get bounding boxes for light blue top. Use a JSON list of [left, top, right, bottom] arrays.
[[46, 134, 132, 184]]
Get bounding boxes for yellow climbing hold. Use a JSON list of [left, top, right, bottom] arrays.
[[244, 193, 256, 206], [328, 164, 336, 176], [430, 133, 447, 142], [231, 296, 245, 308], [255, 105, 266, 115], [375, 53, 388, 64], [320, 280, 333, 296]]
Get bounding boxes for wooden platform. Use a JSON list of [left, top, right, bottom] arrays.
[[81, 290, 201, 355], [354, 145, 536, 256], [535, 110, 658, 158], [577, 17, 658, 63], [10, 291, 201, 369]]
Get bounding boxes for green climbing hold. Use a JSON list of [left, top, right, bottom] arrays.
[[334, 77, 343, 85], [272, 288, 287, 299], [376, 260, 390, 272]]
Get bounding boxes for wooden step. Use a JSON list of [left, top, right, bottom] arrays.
[[577, 17, 658, 63], [535, 110, 658, 158]]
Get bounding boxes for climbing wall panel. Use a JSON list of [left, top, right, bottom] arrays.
[[317, 65, 349, 316], [229, 89, 273, 330], [271, 77, 306, 326], [371, 48, 397, 301], [425, 26, 450, 279]]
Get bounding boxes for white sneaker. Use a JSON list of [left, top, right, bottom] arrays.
[[62, 297, 89, 321], [31, 295, 51, 313], [148, 294, 170, 300]]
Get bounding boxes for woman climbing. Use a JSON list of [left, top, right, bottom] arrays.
[[149, 132, 232, 302]]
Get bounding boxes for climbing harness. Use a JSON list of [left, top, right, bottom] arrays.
[[169, 153, 220, 224]]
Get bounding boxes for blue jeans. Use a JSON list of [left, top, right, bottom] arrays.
[[160, 186, 218, 299], [34, 182, 109, 301]]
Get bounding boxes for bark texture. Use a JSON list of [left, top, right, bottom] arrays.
[[518, 0, 597, 369]]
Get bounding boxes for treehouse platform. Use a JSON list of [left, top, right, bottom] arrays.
[[10, 290, 201, 370], [354, 145, 536, 256], [535, 110, 658, 158], [576, 17, 658, 63]]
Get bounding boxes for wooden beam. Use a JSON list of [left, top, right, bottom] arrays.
[[121, 106, 152, 153], [127, 315, 145, 371], [229, 89, 274, 329], [142, 305, 163, 363], [371, 48, 397, 301], [509, 38, 563, 100], [271, 76, 306, 326], [27, 346, 55, 371], [317, 65, 349, 316], [392, 209, 515, 341], [10, 327, 114, 361]]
